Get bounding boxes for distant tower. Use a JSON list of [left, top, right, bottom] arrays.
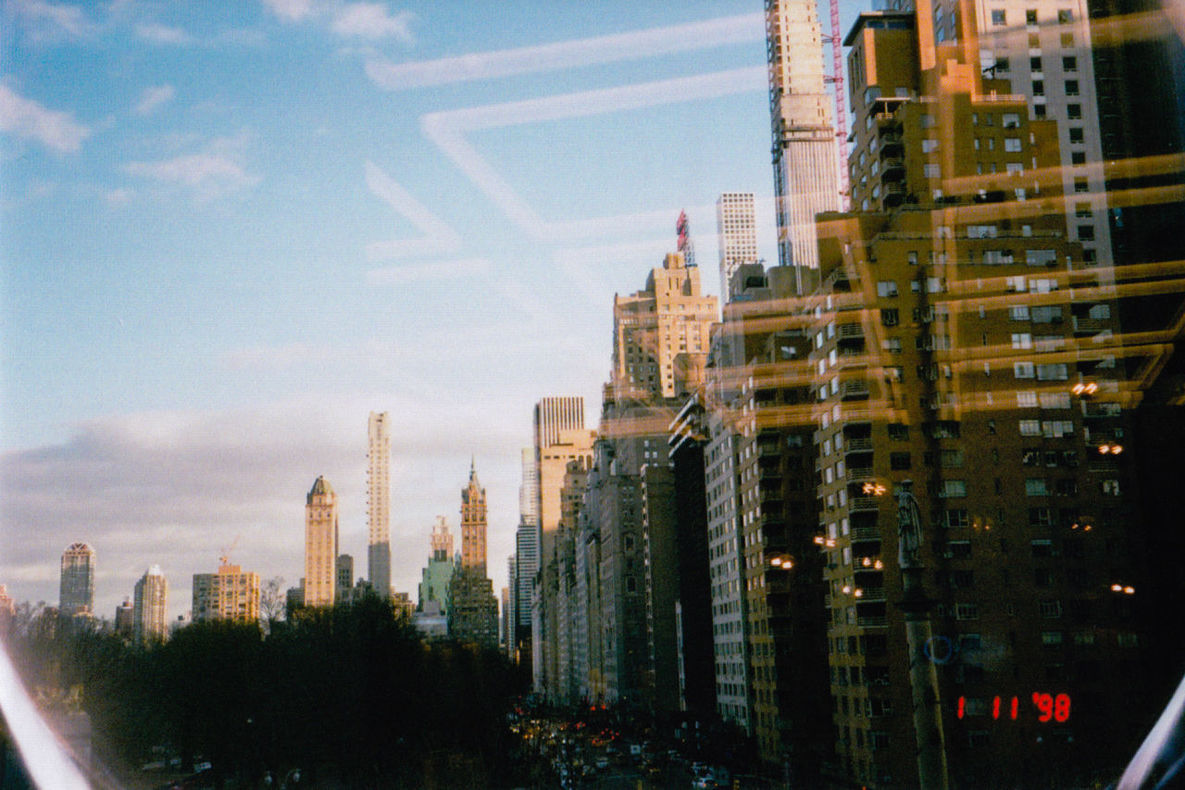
[[133, 565, 168, 643], [367, 412, 392, 598], [460, 459, 488, 572], [448, 462, 499, 645], [716, 192, 760, 303], [59, 542, 95, 617], [303, 476, 339, 608], [767, 0, 841, 291], [335, 554, 354, 603], [114, 598, 134, 638]]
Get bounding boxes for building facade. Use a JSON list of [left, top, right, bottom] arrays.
[[133, 565, 168, 643], [418, 515, 455, 616], [303, 476, 339, 608], [192, 561, 260, 624], [716, 192, 761, 303], [448, 463, 499, 646], [367, 411, 392, 598], [59, 542, 95, 618]]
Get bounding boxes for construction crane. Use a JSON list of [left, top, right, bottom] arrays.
[[219, 534, 241, 568]]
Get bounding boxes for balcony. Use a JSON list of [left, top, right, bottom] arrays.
[[850, 496, 880, 512], [857, 587, 886, 602], [841, 381, 871, 401], [847, 466, 875, 481], [881, 158, 906, 182], [844, 437, 873, 453], [837, 323, 865, 341], [1073, 317, 1110, 334], [857, 615, 888, 628], [850, 526, 881, 543], [882, 182, 908, 208]]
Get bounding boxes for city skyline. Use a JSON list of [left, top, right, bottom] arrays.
[[0, 1, 843, 620]]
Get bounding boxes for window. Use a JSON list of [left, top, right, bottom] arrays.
[[1017, 391, 1038, 408], [1030, 56, 1043, 72], [1033, 80, 1045, 96], [1026, 9, 1038, 24], [1072, 151, 1087, 164], [1010, 305, 1031, 320], [941, 480, 968, 498], [877, 280, 898, 298], [1066, 79, 1080, 96], [1036, 363, 1068, 381], [922, 139, 939, 153], [881, 308, 900, 327], [1074, 177, 1088, 191], [1063, 55, 1078, 71], [1042, 631, 1063, 645], [1058, 9, 1073, 22], [1041, 600, 1063, 619], [1014, 362, 1035, 379], [1012, 333, 1033, 349], [1079, 224, 1096, 241], [956, 603, 980, 620], [1020, 419, 1042, 436], [945, 509, 970, 528], [1069, 127, 1084, 144], [991, 9, 1006, 25], [882, 337, 902, 353], [888, 423, 910, 441], [924, 163, 941, 178], [1026, 478, 1050, 496], [890, 452, 911, 470], [1002, 113, 1020, 128]]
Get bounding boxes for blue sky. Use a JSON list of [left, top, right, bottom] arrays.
[[0, 0, 860, 621]]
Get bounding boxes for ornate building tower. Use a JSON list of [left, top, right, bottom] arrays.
[[303, 475, 339, 608], [448, 461, 499, 646], [59, 542, 95, 617]]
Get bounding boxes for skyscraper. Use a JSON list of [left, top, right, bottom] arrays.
[[303, 475, 338, 608], [59, 542, 95, 617], [192, 560, 260, 624], [513, 446, 539, 661], [367, 411, 392, 598], [767, 0, 842, 290], [448, 462, 499, 646], [133, 565, 168, 643], [611, 252, 717, 400], [716, 192, 760, 303]]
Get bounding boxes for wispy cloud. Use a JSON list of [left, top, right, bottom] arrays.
[[104, 187, 133, 206], [366, 258, 490, 286], [262, 0, 414, 42], [261, 0, 315, 22], [366, 13, 762, 91], [364, 161, 461, 260], [135, 22, 195, 45], [134, 85, 175, 116], [0, 84, 91, 153], [7, 0, 95, 41], [332, 3, 413, 41], [124, 134, 259, 199]]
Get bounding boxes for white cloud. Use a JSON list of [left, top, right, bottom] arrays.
[[262, 0, 315, 22], [124, 135, 259, 199], [366, 258, 490, 286], [0, 84, 91, 153], [134, 84, 175, 116], [125, 153, 255, 189], [0, 396, 526, 620], [366, 12, 761, 91], [332, 3, 412, 41], [135, 22, 195, 45], [8, 0, 95, 41]]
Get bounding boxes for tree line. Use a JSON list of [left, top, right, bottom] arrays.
[[4, 595, 530, 787]]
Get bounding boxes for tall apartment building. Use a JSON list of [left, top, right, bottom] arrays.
[[133, 565, 168, 643], [335, 554, 354, 603], [716, 192, 761, 304], [59, 542, 95, 618], [532, 397, 595, 695], [514, 446, 539, 660], [611, 252, 717, 401], [766, 0, 842, 290], [192, 560, 260, 624], [303, 475, 339, 608], [367, 411, 392, 598], [801, 6, 1145, 784], [449, 463, 499, 646]]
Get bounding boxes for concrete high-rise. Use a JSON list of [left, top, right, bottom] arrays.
[[59, 542, 95, 618], [367, 412, 392, 598], [448, 462, 499, 646], [767, 0, 842, 290], [303, 476, 339, 608], [133, 565, 168, 643], [512, 447, 540, 663], [716, 192, 760, 303], [335, 554, 354, 602], [611, 252, 717, 401], [192, 560, 260, 624]]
